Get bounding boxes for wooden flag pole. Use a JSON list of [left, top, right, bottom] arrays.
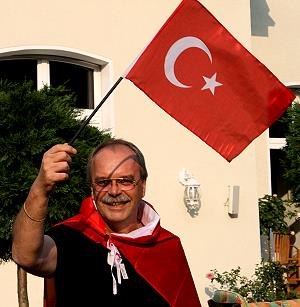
[[68, 76, 123, 145]]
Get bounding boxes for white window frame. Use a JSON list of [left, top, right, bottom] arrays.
[[0, 45, 114, 133]]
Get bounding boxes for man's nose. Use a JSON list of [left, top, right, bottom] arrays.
[[107, 180, 122, 196]]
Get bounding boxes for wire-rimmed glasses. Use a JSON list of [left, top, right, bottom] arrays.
[[93, 177, 140, 192]]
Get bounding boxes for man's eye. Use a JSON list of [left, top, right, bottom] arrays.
[[117, 179, 134, 186], [96, 180, 110, 187]]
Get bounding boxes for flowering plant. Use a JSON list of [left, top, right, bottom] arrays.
[[207, 261, 299, 302]]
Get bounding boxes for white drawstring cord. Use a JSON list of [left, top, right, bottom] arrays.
[[107, 240, 128, 295]]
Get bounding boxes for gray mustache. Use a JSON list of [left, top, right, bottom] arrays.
[[101, 195, 131, 204]]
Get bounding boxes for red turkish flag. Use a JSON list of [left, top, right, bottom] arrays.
[[124, 0, 295, 161]]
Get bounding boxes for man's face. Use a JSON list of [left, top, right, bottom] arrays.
[[91, 145, 146, 233]]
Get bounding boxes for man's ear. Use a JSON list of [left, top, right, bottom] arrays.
[[141, 180, 146, 197], [91, 187, 94, 199], [91, 187, 98, 211]]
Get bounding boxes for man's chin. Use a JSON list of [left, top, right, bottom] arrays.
[[103, 214, 131, 232], [100, 203, 129, 220]]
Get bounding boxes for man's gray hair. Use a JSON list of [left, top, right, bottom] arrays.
[[87, 138, 148, 184]]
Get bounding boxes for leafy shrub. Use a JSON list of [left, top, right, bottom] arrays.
[[282, 100, 300, 203], [258, 194, 296, 236], [207, 261, 299, 302], [0, 80, 110, 261]]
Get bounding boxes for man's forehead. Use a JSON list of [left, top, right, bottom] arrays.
[[93, 145, 139, 169], [92, 145, 140, 177], [95, 144, 136, 157]]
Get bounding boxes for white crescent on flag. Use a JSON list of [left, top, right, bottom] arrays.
[[164, 36, 222, 94]]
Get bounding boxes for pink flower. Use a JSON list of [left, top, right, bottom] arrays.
[[206, 273, 215, 280]]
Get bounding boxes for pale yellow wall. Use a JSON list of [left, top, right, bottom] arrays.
[[0, 261, 43, 307], [0, 0, 291, 306], [251, 0, 300, 83], [254, 132, 271, 198]]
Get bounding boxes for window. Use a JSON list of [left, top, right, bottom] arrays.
[[0, 47, 113, 130], [0, 59, 37, 88], [269, 149, 289, 197], [269, 110, 288, 138], [50, 61, 94, 109]]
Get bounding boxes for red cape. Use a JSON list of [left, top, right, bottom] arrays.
[[44, 197, 201, 307]]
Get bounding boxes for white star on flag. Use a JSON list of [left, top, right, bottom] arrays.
[[201, 73, 222, 95]]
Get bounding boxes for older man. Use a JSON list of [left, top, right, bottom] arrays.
[[12, 139, 201, 306]]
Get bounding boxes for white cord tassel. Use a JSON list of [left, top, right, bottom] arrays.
[[107, 240, 128, 295]]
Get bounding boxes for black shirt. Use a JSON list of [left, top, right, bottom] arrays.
[[48, 225, 169, 307]]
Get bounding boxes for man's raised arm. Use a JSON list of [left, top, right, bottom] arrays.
[[12, 143, 77, 276]]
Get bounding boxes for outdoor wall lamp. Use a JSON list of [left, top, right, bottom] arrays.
[[179, 169, 201, 217]]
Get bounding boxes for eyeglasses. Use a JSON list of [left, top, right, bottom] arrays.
[[93, 177, 140, 191]]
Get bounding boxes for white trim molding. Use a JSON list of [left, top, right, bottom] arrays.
[[0, 45, 114, 132]]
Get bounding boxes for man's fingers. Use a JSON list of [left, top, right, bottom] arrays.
[[32, 144, 77, 195], [44, 144, 77, 164], [38, 144, 77, 187], [49, 171, 70, 183], [44, 151, 73, 164], [44, 161, 70, 173], [47, 143, 77, 155], [42, 161, 71, 180]]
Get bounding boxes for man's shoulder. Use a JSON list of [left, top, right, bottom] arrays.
[[159, 225, 179, 240], [156, 225, 184, 251], [47, 222, 82, 241]]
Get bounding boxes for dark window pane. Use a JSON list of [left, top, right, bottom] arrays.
[[50, 61, 94, 109], [269, 111, 288, 138], [270, 149, 288, 197], [0, 59, 37, 87], [269, 88, 299, 138]]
